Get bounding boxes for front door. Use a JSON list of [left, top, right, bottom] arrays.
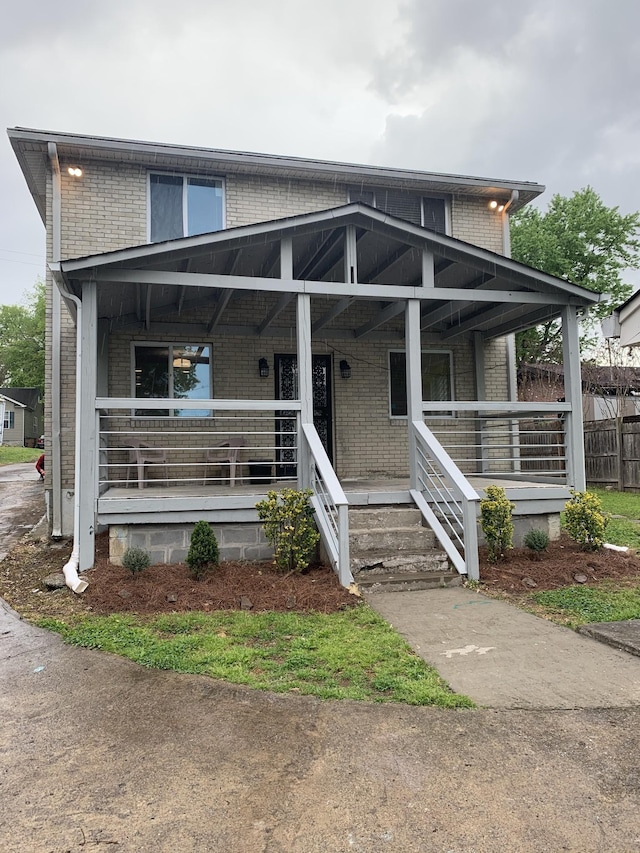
[[275, 354, 333, 477]]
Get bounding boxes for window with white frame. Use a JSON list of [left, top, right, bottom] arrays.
[[133, 343, 212, 416], [3, 410, 14, 430], [389, 350, 453, 417], [149, 173, 224, 242], [348, 186, 449, 235]]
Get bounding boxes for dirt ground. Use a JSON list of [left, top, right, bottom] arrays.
[[1, 527, 639, 623]]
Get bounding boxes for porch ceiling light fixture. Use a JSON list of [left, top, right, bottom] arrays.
[[258, 357, 270, 378], [340, 359, 352, 379], [67, 166, 83, 177]]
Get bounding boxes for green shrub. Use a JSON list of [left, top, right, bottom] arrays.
[[564, 491, 609, 551], [480, 485, 515, 562], [256, 488, 320, 573], [523, 528, 549, 556], [122, 547, 151, 575], [186, 521, 220, 579]]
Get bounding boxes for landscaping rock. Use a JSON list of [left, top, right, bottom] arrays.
[[43, 573, 66, 590], [240, 595, 253, 611]]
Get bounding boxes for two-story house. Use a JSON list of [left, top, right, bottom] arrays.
[[9, 127, 599, 593]]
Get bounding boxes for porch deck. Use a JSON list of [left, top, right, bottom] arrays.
[[97, 474, 571, 524]]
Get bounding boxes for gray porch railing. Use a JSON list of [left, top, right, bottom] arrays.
[[96, 397, 301, 490], [411, 419, 481, 579], [422, 401, 572, 484], [301, 422, 352, 587]]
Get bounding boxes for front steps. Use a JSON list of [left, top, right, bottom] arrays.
[[349, 505, 463, 592]]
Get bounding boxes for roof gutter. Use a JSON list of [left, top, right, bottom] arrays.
[[47, 143, 63, 538]]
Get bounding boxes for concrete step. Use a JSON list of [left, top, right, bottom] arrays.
[[349, 506, 424, 531], [351, 550, 449, 575], [350, 526, 435, 554], [357, 570, 463, 593]]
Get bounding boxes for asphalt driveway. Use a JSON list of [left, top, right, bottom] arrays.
[[2, 470, 640, 851]]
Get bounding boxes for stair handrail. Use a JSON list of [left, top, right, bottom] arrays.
[[411, 419, 480, 579], [301, 423, 352, 587]]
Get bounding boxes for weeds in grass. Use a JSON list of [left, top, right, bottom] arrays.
[[38, 607, 473, 708]]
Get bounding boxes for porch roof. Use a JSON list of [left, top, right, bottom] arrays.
[[53, 204, 601, 341]]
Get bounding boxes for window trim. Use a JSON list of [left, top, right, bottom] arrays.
[[3, 410, 14, 430], [130, 340, 213, 417], [147, 171, 226, 243], [388, 348, 455, 419]]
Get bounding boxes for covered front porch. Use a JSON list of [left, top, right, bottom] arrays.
[[52, 204, 599, 584]]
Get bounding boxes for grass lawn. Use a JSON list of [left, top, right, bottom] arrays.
[[530, 487, 640, 626], [38, 607, 474, 708], [0, 446, 40, 464]]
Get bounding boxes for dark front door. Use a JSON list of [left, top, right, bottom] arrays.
[[275, 354, 333, 477]]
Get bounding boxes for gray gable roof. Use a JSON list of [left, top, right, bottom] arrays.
[[0, 388, 40, 410]]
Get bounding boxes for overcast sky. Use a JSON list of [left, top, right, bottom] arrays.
[[2, 0, 640, 307]]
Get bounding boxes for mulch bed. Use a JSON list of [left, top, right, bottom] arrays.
[[479, 534, 640, 592], [83, 533, 358, 615]]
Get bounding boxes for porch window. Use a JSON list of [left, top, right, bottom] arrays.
[[133, 343, 212, 417], [389, 350, 453, 417], [149, 173, 224, 242], [348, 187, 449, 234], [3, 410, 14, 430]]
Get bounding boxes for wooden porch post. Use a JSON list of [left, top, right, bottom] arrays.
[[562, 305, 586, 491], [405, 299, 423, 490], [294, 229, 313, 487], [78, 279, 98, 571]]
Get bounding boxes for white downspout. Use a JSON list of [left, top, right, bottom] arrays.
[[48, 143, 63, 537], [51, 275, 88, 594]]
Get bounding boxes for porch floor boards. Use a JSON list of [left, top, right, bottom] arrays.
[[98, 475, 569, 504]]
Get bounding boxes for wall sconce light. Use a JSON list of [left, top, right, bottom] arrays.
[[67, 166, 83, 177], [340, 359, 352, 379], [489, 199, 505, 212], [258, 357, 270, 378]]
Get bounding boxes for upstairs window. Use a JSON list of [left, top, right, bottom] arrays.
[[133, 343, 212, 417], [389, 350, 453, 417], [149, 174, 224, 242], [349, 186, 449, 234]]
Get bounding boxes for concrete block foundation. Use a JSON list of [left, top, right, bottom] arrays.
[[109, 522, 273, 566]]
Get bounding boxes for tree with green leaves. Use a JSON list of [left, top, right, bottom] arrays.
[[0, 281, 45, 392], [511, 188, 640, 366]]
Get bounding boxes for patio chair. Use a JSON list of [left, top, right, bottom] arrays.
[[126, 440, 169, 489], [202, 437, 246, 486]]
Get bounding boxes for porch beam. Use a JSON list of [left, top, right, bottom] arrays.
[[483, 305, 561, 340], [206, 290, 234, 333], [562, 305, 586, 491], [78, 280, 98, 572], [93, 269, 587, 306], [297, 229, 343, 280], [361, 245, 411, 283], [440, 302, 528, 340], [312, 297, 356, 333], [355, 302, 405, 338]]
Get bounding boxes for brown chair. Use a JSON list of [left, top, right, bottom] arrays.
[[126, 440, 169, 489], [202, 437, 246, 486]]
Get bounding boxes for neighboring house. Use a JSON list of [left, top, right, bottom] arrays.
[[0, 388, 43, 447], [9, 127, 601, 587], [520, 363, 640, 421], [604, 289, 640, 348]]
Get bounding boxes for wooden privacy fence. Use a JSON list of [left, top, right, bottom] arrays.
[[584, 416, 640, 492]]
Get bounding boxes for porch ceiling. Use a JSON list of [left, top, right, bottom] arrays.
[[56, 204, 601, 341]]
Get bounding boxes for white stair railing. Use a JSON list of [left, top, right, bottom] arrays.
[[411, 420, 480, 579], [300, 423, 352, 587]]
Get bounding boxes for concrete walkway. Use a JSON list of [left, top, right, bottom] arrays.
[[366, 587, 640, 709]]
